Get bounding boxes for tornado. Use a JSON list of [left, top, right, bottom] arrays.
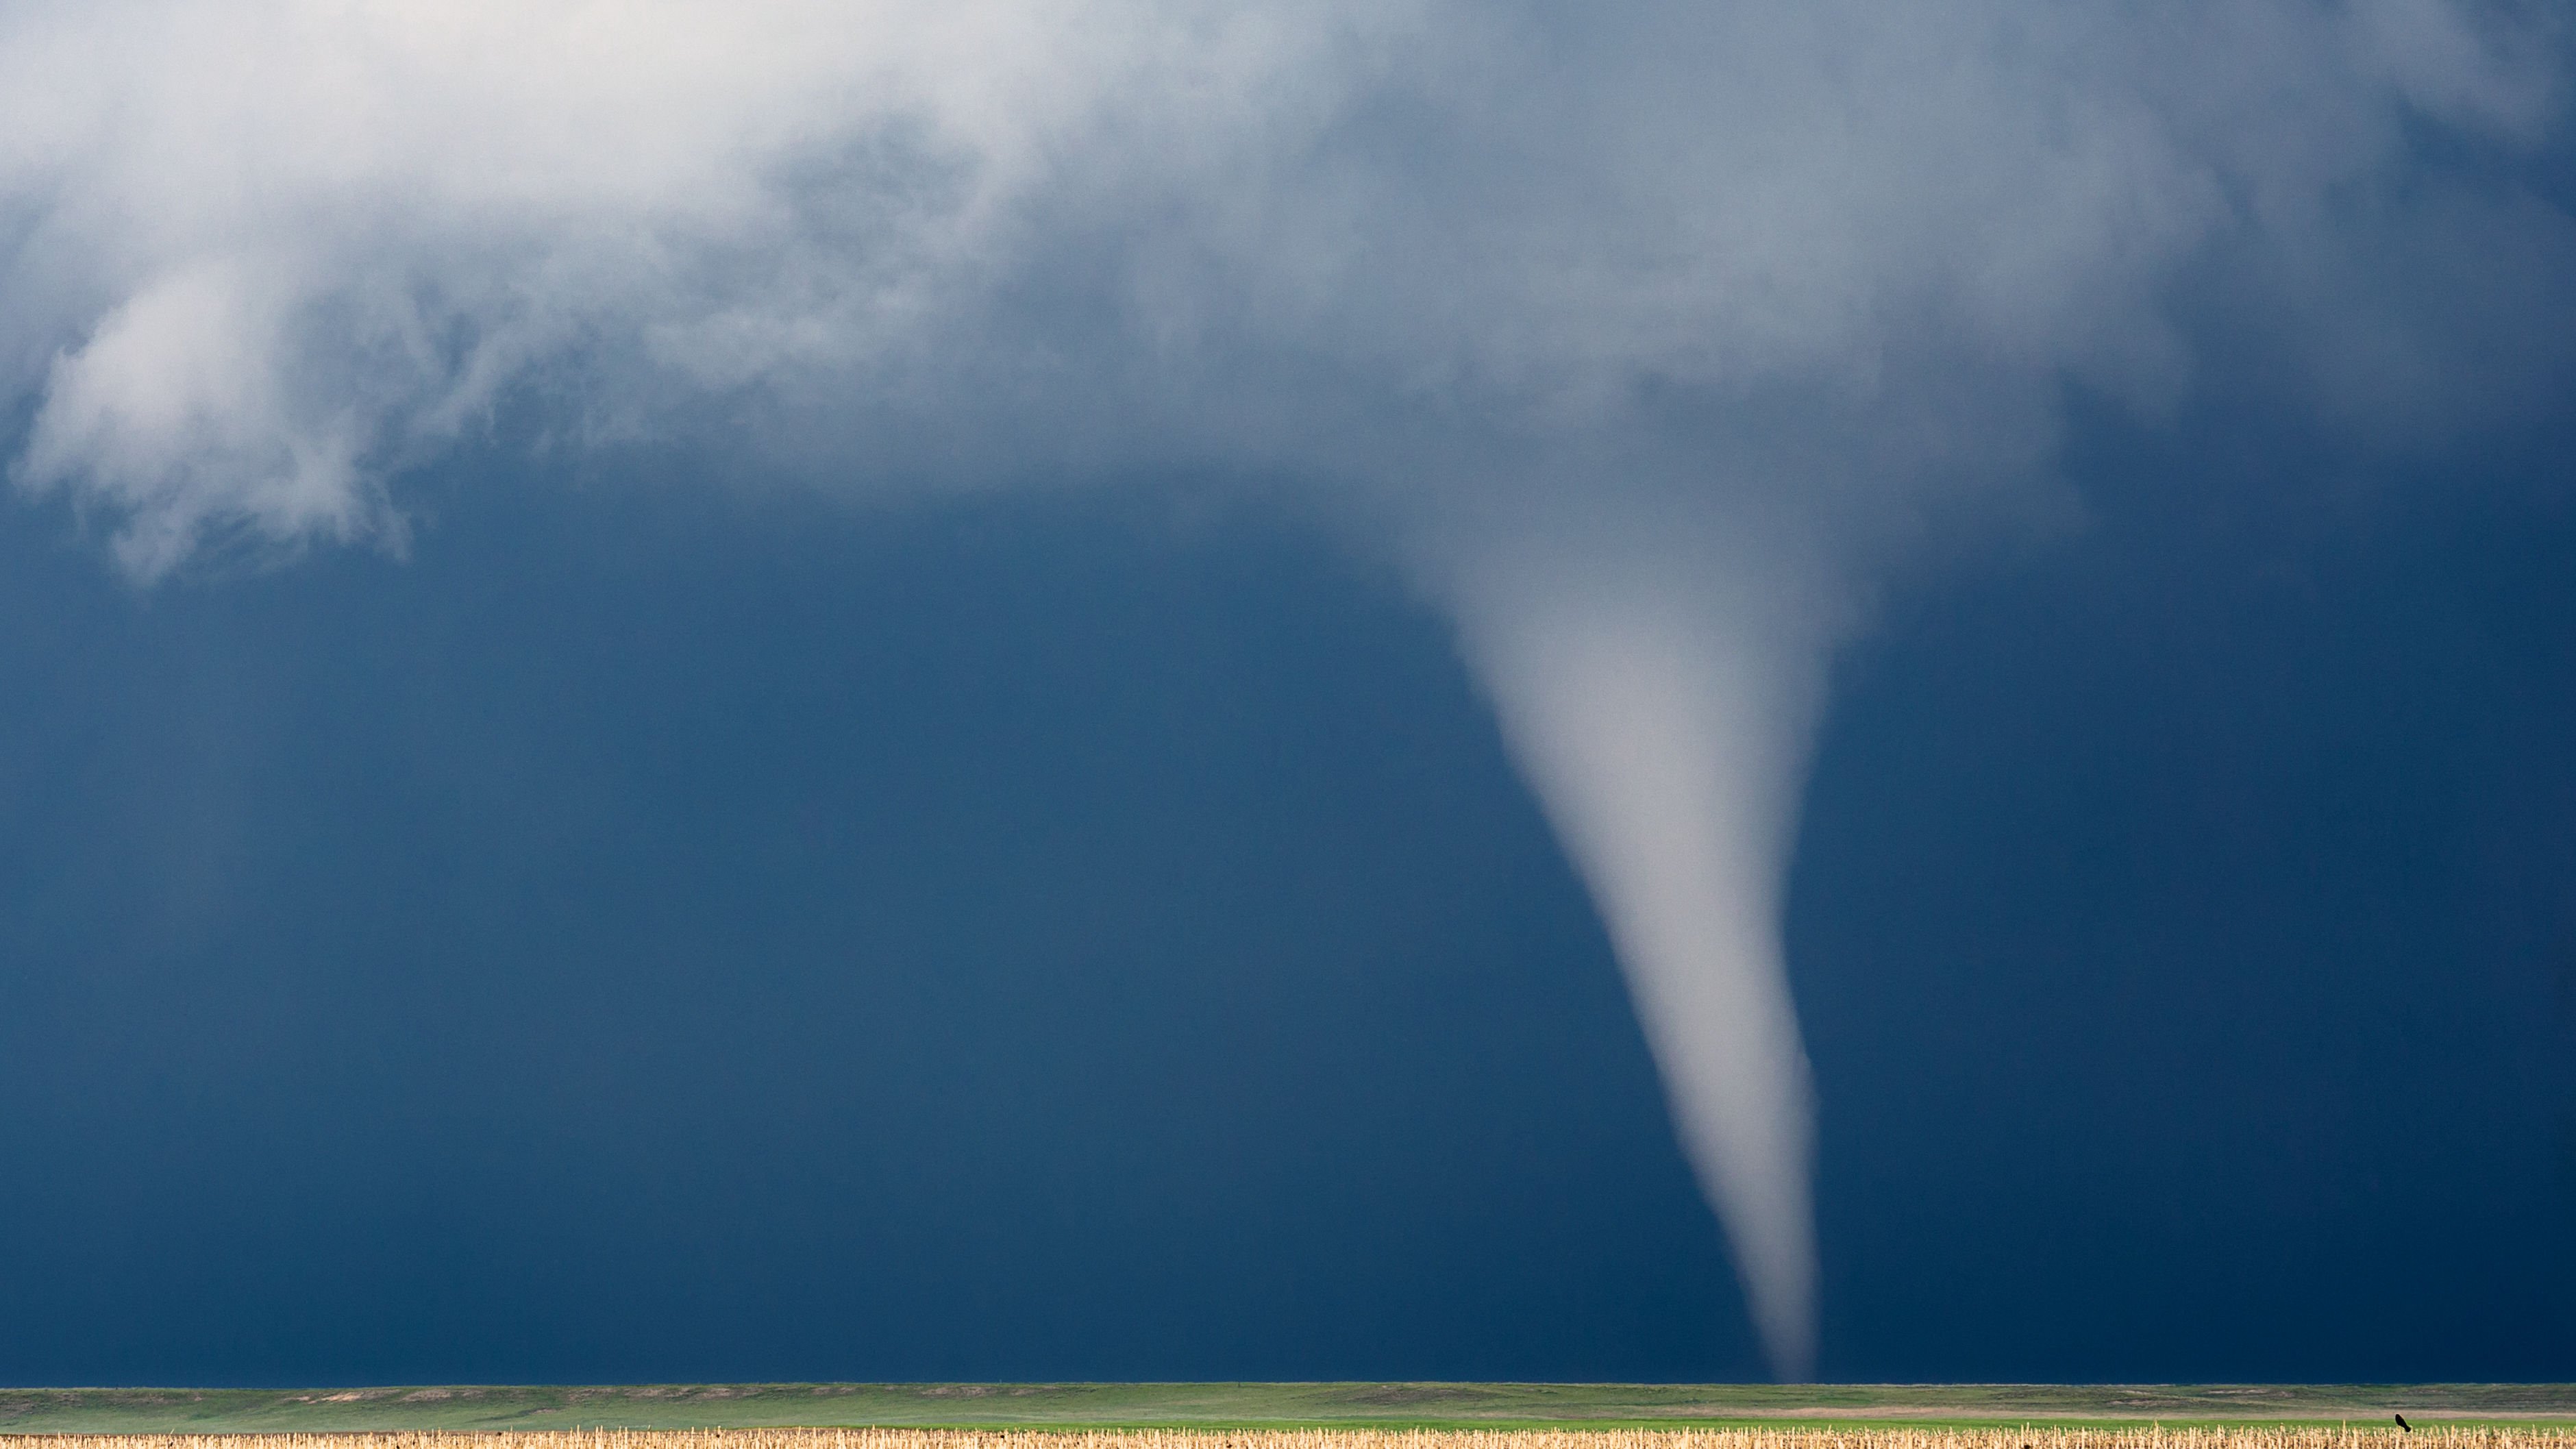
[[1423, 509, 1838, 1380]]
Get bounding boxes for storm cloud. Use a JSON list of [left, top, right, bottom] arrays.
[[3, 0, 2569, 1377]]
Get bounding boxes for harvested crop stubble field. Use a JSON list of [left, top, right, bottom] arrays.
[[8, 1430, 2576, 1449]]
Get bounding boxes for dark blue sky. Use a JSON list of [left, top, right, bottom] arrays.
[[1, 397, 2571, 1385]]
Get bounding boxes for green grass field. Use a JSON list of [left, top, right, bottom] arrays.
[[3, 1385, 2573, 1434]]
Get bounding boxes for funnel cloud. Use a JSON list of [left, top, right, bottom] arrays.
[[1425, 508, 1840, 1377], [3, 0, 2572, 1378]]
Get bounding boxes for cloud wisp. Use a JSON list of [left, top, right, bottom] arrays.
[[4, 0, 2571, 1378]]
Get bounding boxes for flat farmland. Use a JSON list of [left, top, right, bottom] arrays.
[[3, 1424, 2576, 1449], [5, 1393, 2576, 1435]]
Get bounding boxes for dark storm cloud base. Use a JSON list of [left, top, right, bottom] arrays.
[[4, 1385, 2574, 1433]]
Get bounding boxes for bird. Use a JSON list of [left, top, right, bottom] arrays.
[[2396, 1416, 2412, 1433]]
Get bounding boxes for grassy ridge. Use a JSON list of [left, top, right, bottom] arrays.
[[3, 1385, 2575, 1433]]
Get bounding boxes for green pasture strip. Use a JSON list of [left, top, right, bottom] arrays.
[[3, 1386, 2573, 1435]]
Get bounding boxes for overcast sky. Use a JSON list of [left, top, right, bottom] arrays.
[[1, 0, 2573, 1385]]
